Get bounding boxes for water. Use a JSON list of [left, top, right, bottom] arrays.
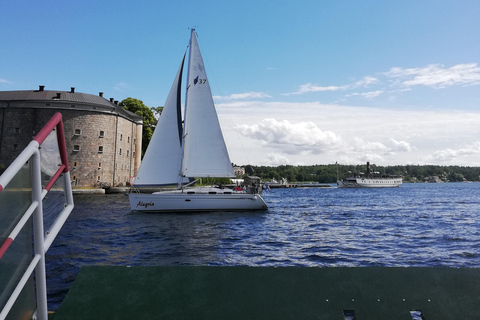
[[45, 183, 480, 309]]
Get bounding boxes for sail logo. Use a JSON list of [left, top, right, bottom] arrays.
[[137, 201, 155, 208], [193, 76, 207, 86]]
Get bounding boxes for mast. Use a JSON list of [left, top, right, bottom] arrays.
[[177, 28, 195, 189]]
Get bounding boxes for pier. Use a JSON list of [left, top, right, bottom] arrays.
[[49, 266, 480, 319]]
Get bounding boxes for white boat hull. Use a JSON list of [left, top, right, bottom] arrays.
[[129, 189, 268, 212], [337, 178, 402, 188]]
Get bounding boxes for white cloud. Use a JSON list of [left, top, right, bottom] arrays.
[[346, 90, 384, 99], [352, 76, 378, 87], [421, 141, 480, 163], [262, 153, 291, 166], [234, 118, 341, 155], [348, 137, 412, 157], [214, 91, 271, 100], [218, 100, 480, 166], [385, 63, 480, 88], [282, 63, 480, 101], [389, 138, 412, 152], [352, 138, 389, 153], [284, 76, 378, 96], [358, 153, 384, 163], [0, 78, 10, 83], [284, 83, 343, 95]]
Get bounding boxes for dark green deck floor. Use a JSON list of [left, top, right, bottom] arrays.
[[51, 266, 480, 319]]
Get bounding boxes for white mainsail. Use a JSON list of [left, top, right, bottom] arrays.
[[133, 56, 186, 186], [181, 30, 235, 178]]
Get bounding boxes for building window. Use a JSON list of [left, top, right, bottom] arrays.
[[119, 148, 122, 155], [98, 146, 103, 153], [98, 162, 102, 170], [99, 131, 105, 138], [73, 145, 80, 152], [134, 138, 136, 145], [127, 136, 130, 143], [120, 134, 123, 141], [126, 150, 129, 157], [97, 176, 101, 182], [74, 129, 81, 135], [73, 161, 77, 168]]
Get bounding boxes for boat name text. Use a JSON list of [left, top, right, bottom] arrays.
[[137, 201, 155, 208]]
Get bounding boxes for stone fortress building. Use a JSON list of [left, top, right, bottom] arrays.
[[0, 86, 143, 188]]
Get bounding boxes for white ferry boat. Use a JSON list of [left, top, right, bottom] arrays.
[[337, 162, 402, 188]]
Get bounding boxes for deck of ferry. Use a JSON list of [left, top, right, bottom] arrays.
[[49, 266, 480, 319]]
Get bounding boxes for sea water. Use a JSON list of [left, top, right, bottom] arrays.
[[46, 182, 480, 309]]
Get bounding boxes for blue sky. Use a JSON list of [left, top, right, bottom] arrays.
[[2, 0, 480, 166]]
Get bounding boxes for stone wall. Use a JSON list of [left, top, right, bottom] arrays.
[[0, 99, 142, 188]]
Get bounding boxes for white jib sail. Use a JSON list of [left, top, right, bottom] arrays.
[[181, 30, 235, 178], [133, 56, 186, 186]]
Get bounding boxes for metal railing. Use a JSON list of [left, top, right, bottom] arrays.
[[0, 113, 74, 320]]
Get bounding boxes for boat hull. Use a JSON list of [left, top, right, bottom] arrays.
[[337, 178, 402, 188], [129, 192, 268, 212]]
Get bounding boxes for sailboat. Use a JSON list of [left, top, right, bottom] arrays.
[[128, 29, 268, 212]]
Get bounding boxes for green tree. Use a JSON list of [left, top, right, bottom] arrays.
[[120, 98, 157, 157], [152, 106, 164, 119]]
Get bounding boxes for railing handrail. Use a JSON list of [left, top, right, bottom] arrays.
[[0, 112, 74, 320]]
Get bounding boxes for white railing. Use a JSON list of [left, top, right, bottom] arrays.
[[0, 113, 74, 320]]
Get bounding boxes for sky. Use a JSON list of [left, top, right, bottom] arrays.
[[2, 0, 480, 167]]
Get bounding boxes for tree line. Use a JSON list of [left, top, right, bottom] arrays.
[[240, 164, 480, 183]]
